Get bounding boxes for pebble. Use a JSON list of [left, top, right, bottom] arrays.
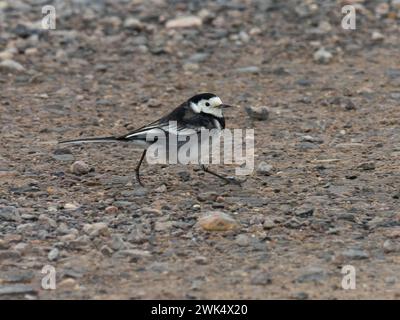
[[123, 17, 143, 30], [64, 203, 79, 210], [70, 161, 91, 175], [186, 53, 209, 63], [256, 162, 273, 176], [301, 135, 323, 144], [52, 148, 74, 161], [48, 248, 59, 261], [58, 278, 77, 290], [383, 240, 398, 253], [147, 98, 161, 108], [105, 206, 118, 214], [0, 250, 21, 261], [296, 267, 326, 283], [250, 272, 272, 285], [197, 192, 218, 202], [263, 218, 276, 230], [244, 106, 269, 121], [357, 162, 375, 171], [371, 31, 384, 41], [127, 225, 148, 244], [313, 47, 333, 64], [0, 50, 14, 60], [155, 221, 174, 232], [83, 222, 109, 237], [0, 206, 21, 222], [235, 234, 251, 247], [234, 66, 260, 74], [0, 284, 35, 296], [154, 185, 167, 193], [0, 59, 25, 72], [100, 245, 113, 256], [166, 16, 202, 29], [141, 207, 162, 215], [193, 255, 208, 265], [295, 206, 314, 218], [197, 212, 239, 231], [341, 248, 369, 260], [110, 234, 126, 251], [115, 249, 152, 259]]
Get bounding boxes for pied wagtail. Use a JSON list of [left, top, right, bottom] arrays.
[[59, 93, 240, 186]]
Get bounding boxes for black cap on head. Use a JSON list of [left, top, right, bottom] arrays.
[[189, 93, 217, 104]]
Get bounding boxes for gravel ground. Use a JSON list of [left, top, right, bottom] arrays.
[[0, 0, 400, 299]]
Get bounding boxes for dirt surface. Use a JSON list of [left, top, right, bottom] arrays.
[[1, 0, 400, 299]]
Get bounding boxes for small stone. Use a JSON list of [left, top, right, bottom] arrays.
[[313, 47, 333, 64], [110, 234, 126, 251], [0, 50, 14, 60], [197, 212, 239, 231], [154, 185, 167, 193], [0, 59, 25, 72], [183, 62, 199, 72], [296, 267, 326, 283], [295, 206, 314, 218], [383, 240, 398, 253], [48, 248, 59, 261], [238, 31, 250, 43], [58, 278, 77, 289], [116, 249, 152, 259], [166, 16, 202, 29], [256, 162, 273, 176], [186, 53, 209, 63], [64, 203, 79, 210], [0, 206, 21, 222], [301, 135, 323, 144], [141, 207, 162, 215], [105, 206, 118, 214], [292, 291, 309, 300], [70, 161, 90, 175], [249, 27, 262, 36], [193, 255, 208, 265], [0, 250, 21, 261], [235, 234, 251, 246], [235, 66, 260, 74], [245, 106, 269, 121], [127, 225, 147, 244], [263, 218, 276, 230], [371, 31, 384, 41], [393, 0, 400, 10], [100, 245, 113, 256], [0, 284, 35, 296], [357, 162, 375, 171], [284, 217, 303, 229], [123, 17, 143, 30], [250, 272, 272, 285], [147, 98, 161, 108], [375, 3, 389, 15], [197, 192, 218, 202], [83, 222, 109, 237], [155, 221, 174, 232], [341, 248, 369, 260]]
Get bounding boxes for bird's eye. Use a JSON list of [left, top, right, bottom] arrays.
[[205, 102, 210, 107]]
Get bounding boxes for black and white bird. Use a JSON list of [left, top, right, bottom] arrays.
[[59, 93, 241, 186]]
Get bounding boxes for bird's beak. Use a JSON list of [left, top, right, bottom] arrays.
[[220, 104, 233, 109]]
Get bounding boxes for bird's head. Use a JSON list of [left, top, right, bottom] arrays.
[[188, 93, 232, 118]]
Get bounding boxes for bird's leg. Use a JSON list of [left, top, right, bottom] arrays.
[[135, 150, 147, 187], [200, 165, 242, 186]]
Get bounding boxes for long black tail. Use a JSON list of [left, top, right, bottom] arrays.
[[59, 136, 126, 145]]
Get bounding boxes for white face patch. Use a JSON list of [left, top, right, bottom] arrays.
[[191, 96, 223, 118]]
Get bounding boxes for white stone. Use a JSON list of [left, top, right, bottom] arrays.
[[166, 16, 202, 29]]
